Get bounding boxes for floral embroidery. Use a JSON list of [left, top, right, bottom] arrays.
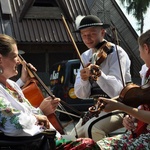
[[0, 89, 26, 130], [6, 88, 24, 103], [97, 131, 150, 149], [10, 115, 23, 129], [0, 117, 7, 128], [97, 104, 150, 149]]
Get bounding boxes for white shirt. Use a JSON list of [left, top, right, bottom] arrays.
[[74, 43, 131, 98], [139, 64, 148, 85]]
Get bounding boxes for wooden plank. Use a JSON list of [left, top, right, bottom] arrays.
[[19, 0, 35, 21], [24, 7, 62, 19], [1, 0, 12, 14]]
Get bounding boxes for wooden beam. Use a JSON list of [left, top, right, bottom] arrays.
[[19, 0, 35, 21], [24, 7, 62, 19], [56, 0, 73, 22], [1, 0, 12, 14]]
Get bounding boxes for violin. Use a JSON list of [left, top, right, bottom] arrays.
[[88, 81, 150, 138], [89, 81, 150, 114], [118, 81, 150, 107], [93, 41, 113, 66], [90, 41, 113, 81]]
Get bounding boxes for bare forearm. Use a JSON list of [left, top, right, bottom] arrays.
[[119, 103, 150, 124], [101, 97, 150, 124]]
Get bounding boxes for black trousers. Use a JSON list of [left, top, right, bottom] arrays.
[[0, 130, 56, 150]]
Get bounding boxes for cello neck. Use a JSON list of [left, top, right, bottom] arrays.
[[18, 54, 55, 98], [18, 54, 65, 134]]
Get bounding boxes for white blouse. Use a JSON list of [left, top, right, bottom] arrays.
[[0, 79, 60, 137]]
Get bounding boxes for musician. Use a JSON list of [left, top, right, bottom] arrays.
[[70, 15, 131, 141], [0, 34, 62, 148], [96, 30, 150, 149]]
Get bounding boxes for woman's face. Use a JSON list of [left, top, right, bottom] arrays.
[[0, 44, 20, 79], [80, 26, 105, 48]]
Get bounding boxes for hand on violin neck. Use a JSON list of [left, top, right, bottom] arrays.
[[80, 63, 101, 81], [97, 97, 119, 112], [89, 64, 101, 81]]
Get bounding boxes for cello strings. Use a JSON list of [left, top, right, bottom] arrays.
[[57, 103, 79, 139]]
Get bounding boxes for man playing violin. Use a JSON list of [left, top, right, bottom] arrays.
[[70, 15, 131, 141], [96, 29, 150, 149]]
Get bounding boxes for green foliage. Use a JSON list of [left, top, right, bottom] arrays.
[[119, 0, 150, 33]]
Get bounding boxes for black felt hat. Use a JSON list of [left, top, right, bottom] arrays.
[[75, 15, 110, 32]]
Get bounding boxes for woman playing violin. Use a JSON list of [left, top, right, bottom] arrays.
[[96, 29, 150, 149]]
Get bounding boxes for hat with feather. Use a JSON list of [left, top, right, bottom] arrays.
[[75, 15, 110, 32]]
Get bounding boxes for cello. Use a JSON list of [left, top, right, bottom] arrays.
[[19, 54, 65, 134]]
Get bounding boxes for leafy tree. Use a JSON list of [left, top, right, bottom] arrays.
[[119, 0, 150, 33]]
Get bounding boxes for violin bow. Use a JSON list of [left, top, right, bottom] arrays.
[[61, 14, 88, 138], [111, 27, 138, 137], [111, 27, 125, 87], [61, 14, 85, 68]]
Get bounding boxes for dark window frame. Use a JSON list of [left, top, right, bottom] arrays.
[[33, 0, 58, 7]]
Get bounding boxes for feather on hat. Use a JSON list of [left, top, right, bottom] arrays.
[[75, 15, 110, 32]]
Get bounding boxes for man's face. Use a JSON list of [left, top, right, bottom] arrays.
[[80, 26, 105, 48]]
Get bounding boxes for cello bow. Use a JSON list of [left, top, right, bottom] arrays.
[[18, 54, 65, 135]]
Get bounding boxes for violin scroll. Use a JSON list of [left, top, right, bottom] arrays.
[[88, 99, 106, 115], [89, 65, 101, 81]]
